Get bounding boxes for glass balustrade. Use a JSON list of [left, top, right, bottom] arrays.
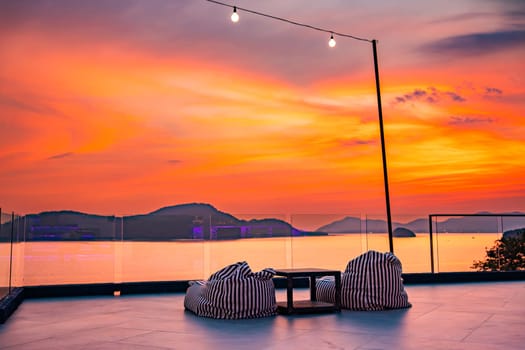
[[430, 214, 525, 273], [120, 214, 205, 282], [1, 211, 522, 288], [21, 212, 117, 286], [0, 210, 24, 303], [0, 210, 11, 300]]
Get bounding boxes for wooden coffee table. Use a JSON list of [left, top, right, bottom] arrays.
[[274, 268, 341, 314]]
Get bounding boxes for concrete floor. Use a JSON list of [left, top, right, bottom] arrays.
[[1, 281, 524, 350]]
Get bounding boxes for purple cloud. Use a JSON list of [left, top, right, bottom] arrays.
[[422, 30, 525, 56], [485, 87, 503, 95], [445, 92, 466, 102], [340, 139, 374, 147], [413, 89, 427, 97], [48, 152, 74, 160], [448, 116, 494, 125], [394, 87, 466, 105]]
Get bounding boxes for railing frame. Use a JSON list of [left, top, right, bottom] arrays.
[[428, 213, 525, 273]]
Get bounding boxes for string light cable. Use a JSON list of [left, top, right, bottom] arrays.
[[205, 0, 373, 46]]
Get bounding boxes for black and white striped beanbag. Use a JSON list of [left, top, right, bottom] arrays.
[[316, 250, 411, 310], [184, 261, 277, 319]]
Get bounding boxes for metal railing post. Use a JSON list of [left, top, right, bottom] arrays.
[[428, 215, 435, 273]]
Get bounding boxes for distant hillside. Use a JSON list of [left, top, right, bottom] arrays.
[[316, 216, 386, 233], [316, 212, 525, 234], [315, 217, 418, 236], [1, 204, 523, 241], [149, 203, 237, 220], [22, 210, 118, 240], [3, 203, 325, 241], [503, 228, 525, 239]]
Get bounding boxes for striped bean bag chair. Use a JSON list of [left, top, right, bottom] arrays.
[[316, 250, 411, 310], [184, 261, 277, 319]]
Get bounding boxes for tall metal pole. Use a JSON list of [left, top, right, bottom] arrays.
[[372, 39, 394, 253]]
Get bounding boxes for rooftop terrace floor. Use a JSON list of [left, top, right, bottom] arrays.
[[1, 281, 524, 349]]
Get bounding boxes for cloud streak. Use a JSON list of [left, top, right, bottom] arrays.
[[394, 87, 466, 104], [423, 30, 525, 56], [47, 152, 74, 160], [340, 138, 375, 146], [448, 116, 494, 125], [485, 87, 502, 95], [0, 94, 60, 116]]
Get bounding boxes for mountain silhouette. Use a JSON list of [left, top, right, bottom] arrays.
[[9, 203, 324, 241], [2, 204, 523, 241], [316, 212, 525, 234]]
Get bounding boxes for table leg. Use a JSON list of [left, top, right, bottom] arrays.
[[334, 272, 341, 311], [286, 277, 294, 313], [310, 276, 317, 301]]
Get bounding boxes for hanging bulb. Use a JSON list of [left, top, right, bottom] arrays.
[[328, 33, 336, 48], [231, 6, 239, 23]]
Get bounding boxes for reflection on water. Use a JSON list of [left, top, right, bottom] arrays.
[[3, 233, 501, 286]]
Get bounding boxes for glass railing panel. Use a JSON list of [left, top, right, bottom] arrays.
[[430, 214, 525, 272], [391, 214, 432, 273], [120, 213, 205, 282], [22, 212, 117, 286], [205, 213, 289, 277], [10, 214, 24, 289], [391, 233, 432, 273], [286, 213, 434, 273], [500, 215, 525, 233], [359, 214, 391, 253], [435, 232, 501, 272], [0, 211, 24, 295], [289, 214, 366, 270], [6, 209, 523, 288], [0, 210, 12, 299]]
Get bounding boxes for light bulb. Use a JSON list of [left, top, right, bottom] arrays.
[[328, 34, 336, 48], [231, 6, 239, 23]]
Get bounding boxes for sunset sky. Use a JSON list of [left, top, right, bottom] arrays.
[[0, 0, 524, 219]]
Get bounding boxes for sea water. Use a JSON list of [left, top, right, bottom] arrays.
[[1, 233, 502, 286]]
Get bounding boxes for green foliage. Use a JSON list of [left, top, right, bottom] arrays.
[[472, 231, 525, 271]]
